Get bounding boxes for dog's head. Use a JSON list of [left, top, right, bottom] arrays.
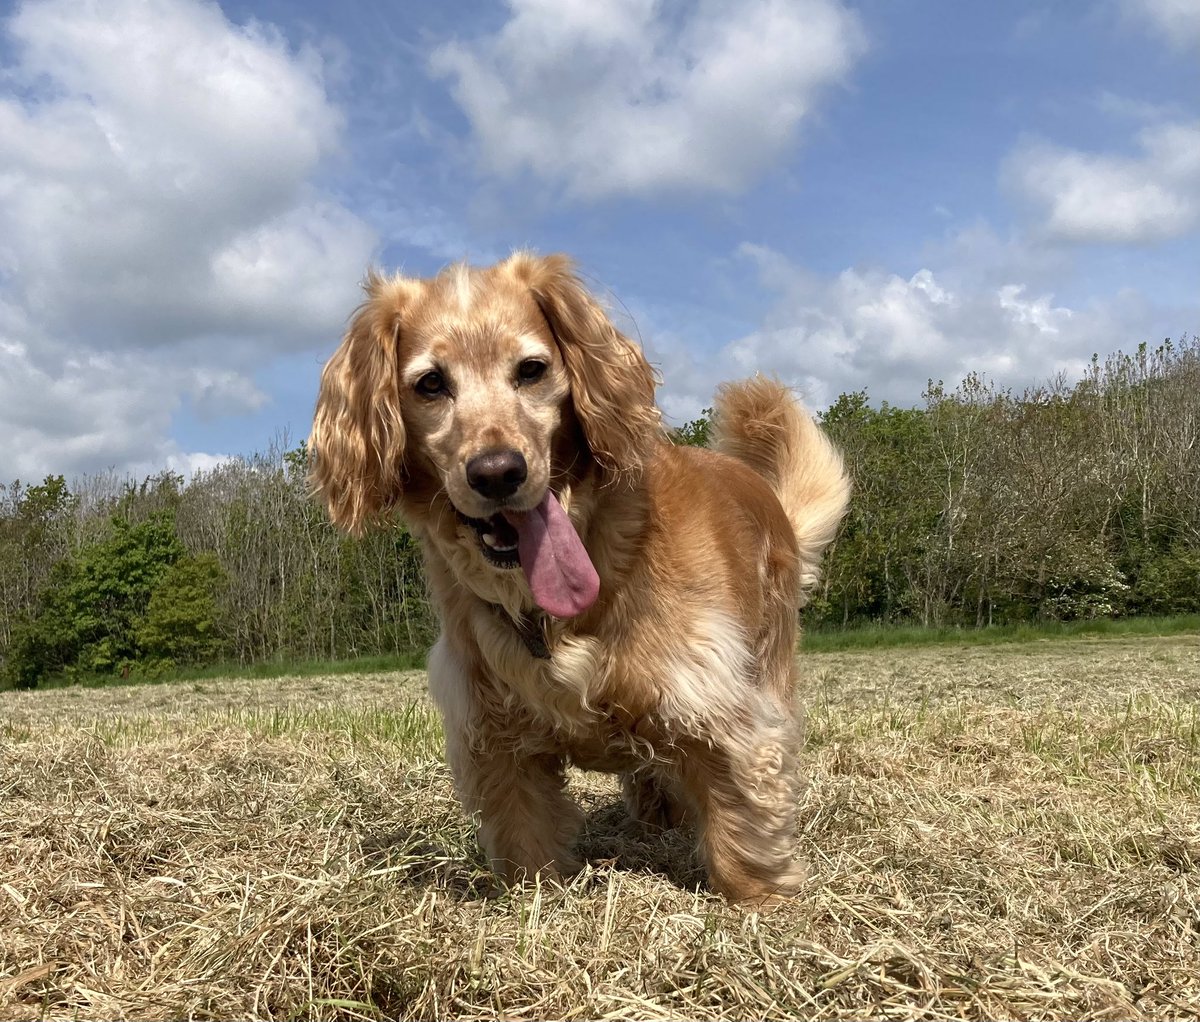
[[309, 252, 660, 550]]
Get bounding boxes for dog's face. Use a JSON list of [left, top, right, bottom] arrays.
[[397, 265, 571, 525], [395, 265, 588, 572], [309, 252, 661, 556]]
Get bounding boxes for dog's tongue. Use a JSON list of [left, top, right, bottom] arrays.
[[503, 492, 599, 618]]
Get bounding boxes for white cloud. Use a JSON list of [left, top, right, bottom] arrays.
[[651, 237, 1168, 418], [1094, 91, 1179, 123], [0, 340, 222, 482], [1123, 0, 1200, 48], [1005, 120, 1200, 244], [164, 451, 234, 481], [187, 369, 270, 422], [430, 0, 865, 199], [0, 0, 377, 481]]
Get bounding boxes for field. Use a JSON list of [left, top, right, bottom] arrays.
[[2, 635, 1199, 1020]]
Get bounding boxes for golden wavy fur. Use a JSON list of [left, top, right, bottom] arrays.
[[309, 252, 850, 903]]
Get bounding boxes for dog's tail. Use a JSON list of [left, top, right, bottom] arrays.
[[712, 377, 851, 605]]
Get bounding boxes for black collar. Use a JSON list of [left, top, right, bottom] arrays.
[[490, 603, 552, 659]]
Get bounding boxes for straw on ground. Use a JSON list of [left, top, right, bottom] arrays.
[[2, 635, 1198, 1019]]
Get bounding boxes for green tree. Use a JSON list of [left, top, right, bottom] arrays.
[[137, 553, 227, 668], [3, 511, 185, 686], [0, 476, 76, 656], [673, 409, 713, 447], [821, 392, 940, 624], [69, 512, 184, 673]]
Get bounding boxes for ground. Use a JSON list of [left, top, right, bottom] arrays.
[[2, 635, 1198, 1020]]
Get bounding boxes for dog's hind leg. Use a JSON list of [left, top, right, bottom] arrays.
[[622, 768, 689, 830]]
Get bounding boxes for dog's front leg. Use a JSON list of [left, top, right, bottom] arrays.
[[467, 747, 583, 881], [677, 716, 807, 905], [428, 637, 583, 881]]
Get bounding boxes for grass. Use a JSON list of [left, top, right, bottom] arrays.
[[29, 650, 428, 692], [802, 612, 1200, 652], [2, 634, 1199, 1019], [16, 615, 1196, 691]]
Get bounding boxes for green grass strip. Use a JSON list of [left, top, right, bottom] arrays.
[[802, 613, 1200, 652]]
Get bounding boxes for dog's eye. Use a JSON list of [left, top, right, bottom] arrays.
[[516, 359, 547, 385], [415, 371, 447, 398]]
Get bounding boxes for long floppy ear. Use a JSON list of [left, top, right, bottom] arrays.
[[308, 272, 416, 534], [511, 252, 661, 482]]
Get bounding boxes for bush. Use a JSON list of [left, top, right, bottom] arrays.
[[1132, 546, 1200, 615]]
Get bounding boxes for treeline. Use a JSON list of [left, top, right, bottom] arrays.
[[1, 446, 435, 688], [813, 338, 1200, 627], [2, 337, 1197, 688]]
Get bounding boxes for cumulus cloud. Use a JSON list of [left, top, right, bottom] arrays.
[[1123, 0, 1200, 47], [430, 0, 865, 199], [1003, 2, 1200, 248], [0, 340, 215, 481], [728, 248, 1082, 408], [1004, 120, 1200, 244], [0, 0, 377, 481], [651, 237, 1169, 419]]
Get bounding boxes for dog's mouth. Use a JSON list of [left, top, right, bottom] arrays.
[[455, 508, 522, 569], [451, 492, 601, 619]]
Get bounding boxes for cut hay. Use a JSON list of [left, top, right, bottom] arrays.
[[2, 638, 1198, 1019]]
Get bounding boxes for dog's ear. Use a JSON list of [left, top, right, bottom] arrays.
[[308, 272, 417, 534], [512, 252, 661, 482]]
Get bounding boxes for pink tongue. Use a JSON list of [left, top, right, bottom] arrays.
[[503, 492, 599, 618]]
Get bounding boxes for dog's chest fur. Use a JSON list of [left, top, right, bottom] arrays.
[[417, 485, 762, 769]]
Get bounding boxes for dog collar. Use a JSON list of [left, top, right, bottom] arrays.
[[490, 603, 552, 660]]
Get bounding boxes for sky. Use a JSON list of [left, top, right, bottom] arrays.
[[1, 0, 1197, 484]]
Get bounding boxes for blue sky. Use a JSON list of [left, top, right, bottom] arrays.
[[1, 0, 1197, 482]]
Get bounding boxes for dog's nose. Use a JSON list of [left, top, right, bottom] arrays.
[[465, 448, 528, 500]]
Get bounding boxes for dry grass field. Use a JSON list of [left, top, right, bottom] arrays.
[[2, 635, 1199, 1020]]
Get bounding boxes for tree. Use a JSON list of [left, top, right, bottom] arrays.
[[3, 511, 184, 686], [3, 335, 1198, 677], [0, 476, 76, 654], [673, 409, 713, 447], [137, 553, 227, 667]]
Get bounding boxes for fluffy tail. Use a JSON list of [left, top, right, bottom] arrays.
[[712, 377, 851, 605]]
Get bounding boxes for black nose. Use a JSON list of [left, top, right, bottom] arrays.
[[465, 448, 528, 500]]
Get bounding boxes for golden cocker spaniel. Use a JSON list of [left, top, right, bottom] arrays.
[[309, 252, 850, 902]]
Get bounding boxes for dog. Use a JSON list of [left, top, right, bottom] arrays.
[[309, 252, 850, 902]]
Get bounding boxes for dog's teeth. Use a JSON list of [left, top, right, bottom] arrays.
[[480, 530, 517, 554]]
